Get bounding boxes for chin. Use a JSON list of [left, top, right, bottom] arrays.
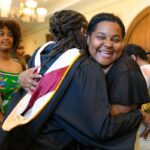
[[99, 60, 111, 66], [100, 62, 112, 68]]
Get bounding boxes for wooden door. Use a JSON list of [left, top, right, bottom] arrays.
[[124, 6, 150, 53]]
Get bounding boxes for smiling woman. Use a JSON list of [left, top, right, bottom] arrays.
[[87, 12, 150, 150], [0, 19, 24, 123]]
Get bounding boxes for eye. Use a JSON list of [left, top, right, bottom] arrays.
[[0, 31, 4, 36], [112, 37, 121, 43], [96, 35, 106, 40], [8, 32, 13, 37]]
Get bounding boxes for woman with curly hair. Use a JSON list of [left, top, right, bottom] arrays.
[[0, 19, 24, 121]]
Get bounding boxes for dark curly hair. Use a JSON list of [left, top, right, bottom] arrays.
[[0, 19, 22, 50], [48, 10, 88, 58], [87, 12, 125, 39]]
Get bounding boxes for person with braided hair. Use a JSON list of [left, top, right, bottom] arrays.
[[0, 10, 150, 150]]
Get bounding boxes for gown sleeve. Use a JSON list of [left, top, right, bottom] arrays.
[[106, 54, 150, 105], [54, 58, 142, 144], [108, 69, 150, 105]]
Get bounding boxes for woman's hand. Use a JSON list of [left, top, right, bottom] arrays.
[[111, 104, 138, 116], [18, 66, 42, 93], [140, 124, 150, 139], [140, 111, 150, 139]]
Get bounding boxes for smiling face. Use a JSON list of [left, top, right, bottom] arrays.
[[87, 21, 123, 67], [0, 26, 13, 52]]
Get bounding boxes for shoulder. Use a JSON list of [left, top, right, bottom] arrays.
[[34, 42, 56, 56], [29, 42, 56, 68], [10, 59, 23, 73], [75, 55, 105, 80], [110, 53, 141, 74], [78, 56, 103, 71], [106, 53, 143, 84]]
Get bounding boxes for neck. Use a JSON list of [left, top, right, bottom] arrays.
[[0, 51, 11, 60], [137, 58, 149, 66], [101, 64, 113, 74]]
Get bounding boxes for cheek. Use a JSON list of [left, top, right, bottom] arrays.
[[88, 40, 100, 51], [88, 44, 98, 59], [88, 46, 94, 57], [11, 38, 14, 43], [0, 37, 3, 42], [88, 40, 95, 55], [114, 43, 123, 54]]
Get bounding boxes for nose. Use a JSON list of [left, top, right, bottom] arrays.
[[3, 34, 9, 39], [104, 39, 113, 48]]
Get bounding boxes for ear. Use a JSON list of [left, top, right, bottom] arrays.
[[81, 27, 87, 37], [87, 35, 90, 45], [130, 54, 137, 61]]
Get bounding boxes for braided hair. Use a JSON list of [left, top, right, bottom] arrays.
[[48, 10, 88, 58]]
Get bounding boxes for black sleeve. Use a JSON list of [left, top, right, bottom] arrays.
[[54, 59, 142, 144], [109, 71, 150, 105]]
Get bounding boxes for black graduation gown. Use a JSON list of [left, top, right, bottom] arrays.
[[106, 53, 150, 105], [104, 53, 150, 150], [0, 50, 142, 150]]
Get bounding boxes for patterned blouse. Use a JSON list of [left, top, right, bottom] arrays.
[[0, 70, 20, 114]]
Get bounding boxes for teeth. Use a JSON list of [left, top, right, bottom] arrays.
[[99, 50, 112, 58], [104, 52, 110, 54], [2, 42, 9, 44], [101, 51, 111, 55]]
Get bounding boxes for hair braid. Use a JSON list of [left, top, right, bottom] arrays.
[[48, 10, 88, 59]]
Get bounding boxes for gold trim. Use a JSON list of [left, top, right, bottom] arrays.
[[2, 52, 81, 131]]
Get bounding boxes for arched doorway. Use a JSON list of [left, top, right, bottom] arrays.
[[125, 6, 150, 53]]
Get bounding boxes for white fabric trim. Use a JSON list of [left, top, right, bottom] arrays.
[[34, 41, 55, 72], [45, 48, 80, 74], [2, 48, 81, 131], [24, 91, 55, 119]]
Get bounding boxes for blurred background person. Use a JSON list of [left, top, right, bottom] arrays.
[[15, 40, 31, 69], [0, 19, 24, 123], [124, 43, 150, 150], [124, 44, 150, 106], [24, 54, 31, 67], [16, 40, 25, 58]]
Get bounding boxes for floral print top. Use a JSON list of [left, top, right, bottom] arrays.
[[0, 70, 20, 114]]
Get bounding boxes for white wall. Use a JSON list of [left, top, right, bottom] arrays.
[[81, 0, 150, 29], [22, 0, 150, 55], [23, 25, 49, 55]]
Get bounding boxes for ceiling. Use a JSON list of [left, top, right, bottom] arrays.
[[4, 0, 86, 33], [1, 0, 120, 33]]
